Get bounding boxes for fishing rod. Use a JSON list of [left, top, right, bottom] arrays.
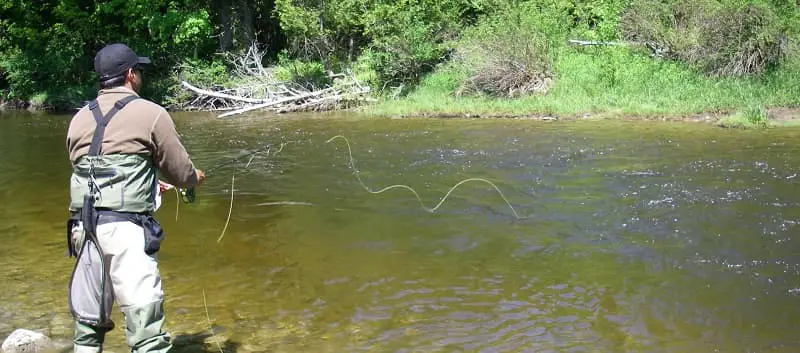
[[166, 143, 275, 204]]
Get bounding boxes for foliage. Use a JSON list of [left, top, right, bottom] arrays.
[[274, 52, 331, 90], [272, 0, 511, 92], [564, 0, 632, 40], [162, 58, 236, 109], [1, 0, 800, 113], [741, 105, 770, 127], [350, 49, 381, 90], [620, 0, 793, 77], [0, 1, 92, 103], [273, 0, 339, 62], [148, 7, 214, 57], [367, 45, 800, 117], [0, 0, 216, 110], [365, 12, 449, 90], [454, 1, 569, 97]]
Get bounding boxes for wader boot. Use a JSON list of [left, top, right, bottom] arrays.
[[73, 303, 172, 353]]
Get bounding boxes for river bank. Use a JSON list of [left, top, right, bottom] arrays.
[[357, 48, 800, 129], [4, 42, 799, 129], [359, 106, 800, 128], [5, 53, 800, 130], [6, 100, 800, 130]]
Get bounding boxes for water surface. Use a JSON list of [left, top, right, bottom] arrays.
[[1, 110, 799, 352]]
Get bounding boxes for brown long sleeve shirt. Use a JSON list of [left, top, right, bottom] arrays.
[[66, 87, 198, 187]]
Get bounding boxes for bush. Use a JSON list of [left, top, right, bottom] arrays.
[[454, 1, 570, 97], [350, 49, 381, 90], [273, 0, 496, 92], [567, 0, 633, 41], [366, 13, 454, 92], [162, 58, 236, 109], [275, 53, 331, 90], [621, 0, 792, 77]]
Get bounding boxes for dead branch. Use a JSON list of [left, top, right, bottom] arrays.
[[218, 88, 337, 118], [178, 43, 373, 118], [567, 39, 636, 46], [181, 81, 267, 104]]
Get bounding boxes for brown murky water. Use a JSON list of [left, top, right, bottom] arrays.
[[1, 110, 800, 352]]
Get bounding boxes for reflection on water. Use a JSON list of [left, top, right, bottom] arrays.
[[1, 111, 800, 352]]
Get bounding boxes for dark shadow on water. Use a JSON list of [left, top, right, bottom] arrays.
[[172, 332, 240, 353]]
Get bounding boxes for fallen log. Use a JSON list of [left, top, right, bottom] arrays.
[[217, 87, 337, 118], [181, 81, 267, 104]]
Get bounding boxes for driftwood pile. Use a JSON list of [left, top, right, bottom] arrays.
[[177, 45, 372, 118]]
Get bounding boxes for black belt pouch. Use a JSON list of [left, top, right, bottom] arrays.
[[141, 216, 165, 255]]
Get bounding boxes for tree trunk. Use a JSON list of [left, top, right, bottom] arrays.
[[215, 0, 234, 51], [238, 0, 254, 45]]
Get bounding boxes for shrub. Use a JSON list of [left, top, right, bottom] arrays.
[[273, 0, 496, 92], [567, 0, 633, 41], [621, 0, 792, 77], [275, 53, 331, 90], [162, 58, 237, 109], [454, 1, 570, 97], [366, 12, 454, 92]]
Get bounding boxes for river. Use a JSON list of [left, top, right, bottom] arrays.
[[1, 110, 799, 352]]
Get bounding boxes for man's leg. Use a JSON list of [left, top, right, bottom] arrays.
[[98, 221, 172, 353], [122, 300, 171, 353], [73, 322, 109, 353], [69, 224, 115, 352]]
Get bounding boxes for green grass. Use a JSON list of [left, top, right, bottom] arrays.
[[365, 46, 800, 119], [715, 105, 771, 129]]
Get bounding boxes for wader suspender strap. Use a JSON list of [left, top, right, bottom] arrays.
[[81, 94, 141, 236], [87, 95, 140, 156]]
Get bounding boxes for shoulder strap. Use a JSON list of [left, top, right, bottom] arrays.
[[87, 95, 140, 156]]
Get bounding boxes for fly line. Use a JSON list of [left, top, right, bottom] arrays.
[[325, 135, 525, 219]]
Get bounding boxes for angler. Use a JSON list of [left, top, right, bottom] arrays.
[[65, 43, 205, 353]]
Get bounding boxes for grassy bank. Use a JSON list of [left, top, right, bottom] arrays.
[[363, 46, 800, 124], [6, 46, 800, 129]]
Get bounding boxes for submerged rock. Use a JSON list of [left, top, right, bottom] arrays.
[[2, 329, 53, 353]]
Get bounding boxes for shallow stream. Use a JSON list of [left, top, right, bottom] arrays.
[[1, 111, 799, 352]]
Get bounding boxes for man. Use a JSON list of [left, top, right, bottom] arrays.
[[65, 42, 205, 353]]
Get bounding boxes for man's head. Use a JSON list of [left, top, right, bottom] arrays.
[[94, 43, 151, 92]]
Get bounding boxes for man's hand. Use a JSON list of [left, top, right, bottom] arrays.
[[157, 169, 204, 193], [158, 180, 175, 194], [195, 169, 206, 185]]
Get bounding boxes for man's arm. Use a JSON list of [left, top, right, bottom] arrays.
[[150, 110, 205, 187]]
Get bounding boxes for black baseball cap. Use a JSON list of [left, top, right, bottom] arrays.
[[94, 43, 151, 80]]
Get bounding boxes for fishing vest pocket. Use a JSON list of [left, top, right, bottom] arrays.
[[70, 154, 157, 213]]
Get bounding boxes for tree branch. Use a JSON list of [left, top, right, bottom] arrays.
[[181, 81, 267, 104]]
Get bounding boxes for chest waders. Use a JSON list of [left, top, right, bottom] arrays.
[[66, 95, 163, 330]]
